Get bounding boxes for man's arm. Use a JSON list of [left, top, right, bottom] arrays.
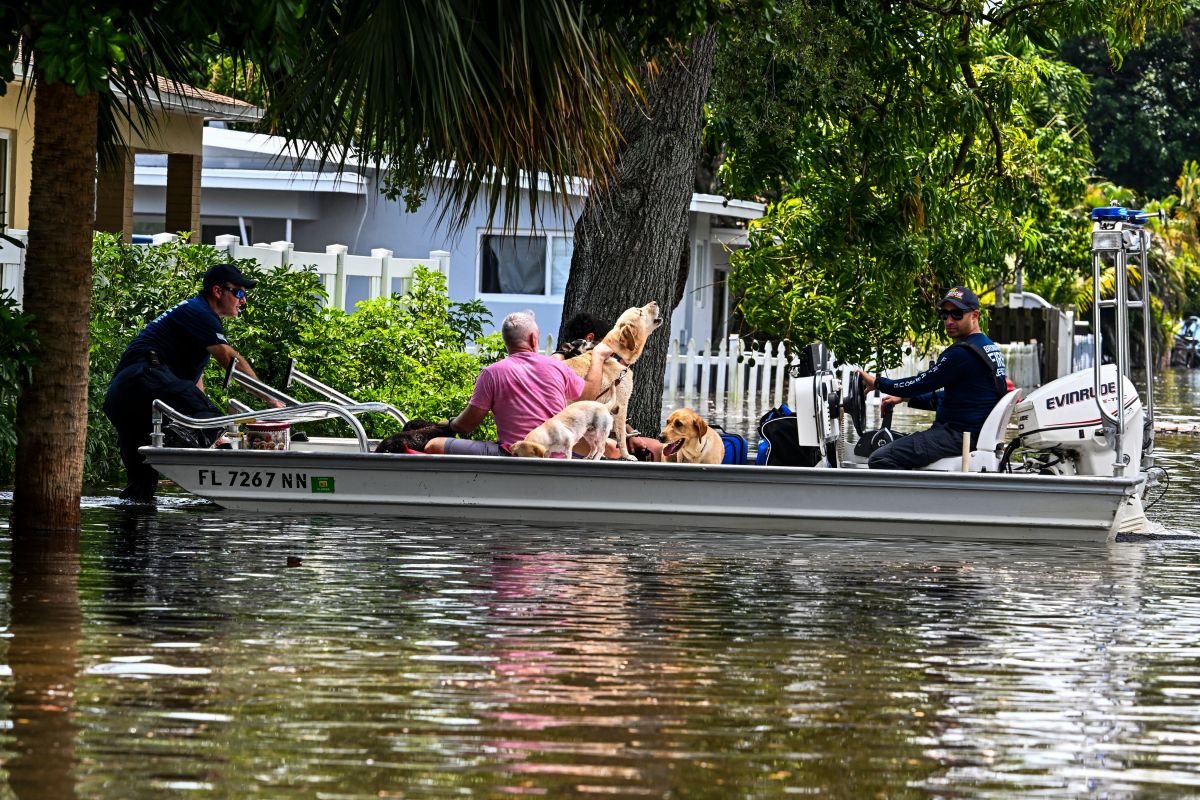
[[206, 343, 286, 409], [449, 404, 489, 435], [577, 343, 613, 400], [859, 348, 966, 399]]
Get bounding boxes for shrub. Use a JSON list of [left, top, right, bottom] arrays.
[[0, 295, 37, 483]]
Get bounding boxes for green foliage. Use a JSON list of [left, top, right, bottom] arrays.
[[203, 55, 266, 108], [714, 0, 1183, 368], [0, 296, 37, 482], [1062, 5, 1200, 198]]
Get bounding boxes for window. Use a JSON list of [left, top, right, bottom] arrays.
[[479, 232, 573, 297]]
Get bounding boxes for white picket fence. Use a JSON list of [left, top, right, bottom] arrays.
[[0, 231, 450, 314], [207, 234, 450, 313], [656, 337, 1043, 419]]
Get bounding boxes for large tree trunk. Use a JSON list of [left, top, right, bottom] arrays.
[[11, 75, 99, 532], [560, 28, 718, 433]]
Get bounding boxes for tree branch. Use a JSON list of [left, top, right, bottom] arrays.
[[986, 0, 1073, 31], [958, 20, 1003, 176]]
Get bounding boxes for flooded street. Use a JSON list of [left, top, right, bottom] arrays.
[[1, 372, 1198, 797]]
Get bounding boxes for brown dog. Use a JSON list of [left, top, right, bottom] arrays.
[[564, 301, 663, 460], [660, 408, 724, 465], [510, 400, 620, 459]]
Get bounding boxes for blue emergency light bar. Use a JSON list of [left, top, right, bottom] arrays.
[[1091, 206, 1152, 224]]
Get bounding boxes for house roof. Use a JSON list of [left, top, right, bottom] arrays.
[[9, 58, 261, 122], [191, 128, 765, 218], [689, 193, 765, 220], [149, 77, 262, 122], [203, 126, 357, 167], [135, 165, 365, 194]]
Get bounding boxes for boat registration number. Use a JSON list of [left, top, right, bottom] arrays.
[[198, 469, 314, 490]]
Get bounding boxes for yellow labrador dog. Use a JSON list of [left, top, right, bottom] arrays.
[[660, 408, 724, 465], [510, 400, 621, 459], [564, 301, 664, 460]]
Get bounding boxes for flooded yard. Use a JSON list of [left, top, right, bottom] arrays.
[[1, 369, 1198, 797]]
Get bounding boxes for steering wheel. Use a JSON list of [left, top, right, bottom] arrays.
[[842, 370, 868, 437]]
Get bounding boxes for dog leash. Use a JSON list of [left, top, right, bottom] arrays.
[[595, 355, 631, 402]]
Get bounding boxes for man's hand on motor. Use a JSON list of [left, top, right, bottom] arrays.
[[857, 369, 876, 391]]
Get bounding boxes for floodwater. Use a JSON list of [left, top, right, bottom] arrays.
[[0, 373, 1198, 797]]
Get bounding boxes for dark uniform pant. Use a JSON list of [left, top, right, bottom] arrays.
[[867, 422, 974, 470], [103, 360, 221, 501]]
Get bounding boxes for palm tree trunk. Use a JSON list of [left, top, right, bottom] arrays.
[[11, 75, 99, 533], [560, 28, 718, 433]]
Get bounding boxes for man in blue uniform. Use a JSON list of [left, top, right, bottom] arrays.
[[104, 263, 284, 502], [858, 286, 1008, 470]]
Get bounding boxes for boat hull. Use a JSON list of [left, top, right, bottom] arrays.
[[144, 447, 1147, 543]]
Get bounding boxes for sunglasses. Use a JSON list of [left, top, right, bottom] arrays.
[[222, 284, 248, 299], [937, 308, 968, 321]]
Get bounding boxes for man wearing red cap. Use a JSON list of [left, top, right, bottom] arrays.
[[104, 263, 283, 503], [857, 286, 1008, 470]]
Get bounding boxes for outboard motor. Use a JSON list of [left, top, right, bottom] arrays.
[[1009, 205, 1157, 480], [1014, 364, 1143, 476]]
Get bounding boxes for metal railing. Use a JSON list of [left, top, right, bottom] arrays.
[[151, 357, 409, 453]]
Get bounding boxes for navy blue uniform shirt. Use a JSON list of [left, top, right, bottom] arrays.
[[114, 295, 227, 383], [876, 332, 1007, 434]]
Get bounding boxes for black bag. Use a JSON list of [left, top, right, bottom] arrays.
[[758, 406, 822, 467], [163, 421, 222, 449]]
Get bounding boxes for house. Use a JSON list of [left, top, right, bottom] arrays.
[[131, 128, 765, 347], [0, 74, 258, 299]]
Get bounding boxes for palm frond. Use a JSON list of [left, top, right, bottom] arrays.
[[258, 0, 641, 233]]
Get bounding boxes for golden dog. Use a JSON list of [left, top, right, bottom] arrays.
[[564, 301, 664, 460], [510, 400, 620, 459], [660, 408, 724, 465]]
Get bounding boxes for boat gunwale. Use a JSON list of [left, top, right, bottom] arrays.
[[142, 445, 1143, 497]]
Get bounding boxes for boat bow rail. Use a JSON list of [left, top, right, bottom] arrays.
[[151, 358, 410, 454], [151, 399, 383, 452]]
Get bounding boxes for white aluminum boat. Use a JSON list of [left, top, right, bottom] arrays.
[[142, 207, 1168, 543], [146, 444, 1150, 542]]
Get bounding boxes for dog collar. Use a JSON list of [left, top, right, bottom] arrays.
[[608, 353, 630, 366]]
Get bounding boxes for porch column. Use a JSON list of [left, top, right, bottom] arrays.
[[94, 148, 134, 241], [164, 152, 202, 240]]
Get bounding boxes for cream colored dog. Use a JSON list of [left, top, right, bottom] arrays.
[[510, 400, 621, 459], [564, 301, 664, 460], [660, 408, 724, 465]]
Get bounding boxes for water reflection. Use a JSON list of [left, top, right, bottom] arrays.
[[0, 515, 1193, 797], [0, 370, 1195, 796], [4, 532, 80, 799]]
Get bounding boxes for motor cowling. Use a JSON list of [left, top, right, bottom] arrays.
[[1014, 364, 1143, 476]]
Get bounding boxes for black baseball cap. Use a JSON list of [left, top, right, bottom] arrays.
[[203, 263, 258, 292], [940, 285, 980, 311]]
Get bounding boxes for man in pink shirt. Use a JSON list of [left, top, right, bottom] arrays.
[[425, 310, 610, 456]]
